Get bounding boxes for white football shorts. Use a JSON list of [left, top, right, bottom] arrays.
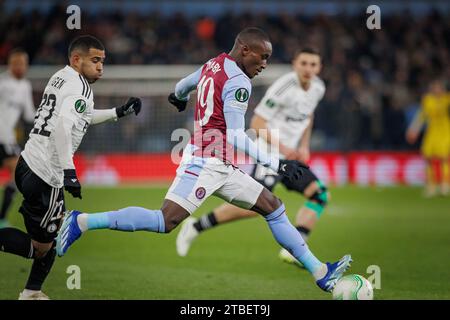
[[165, 153, 264, 215]]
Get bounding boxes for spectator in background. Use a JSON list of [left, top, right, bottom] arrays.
[[195, 16, 216, 41]]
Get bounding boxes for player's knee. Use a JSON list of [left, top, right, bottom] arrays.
[[162, 211, 188, 234], [32, 241, 53, 259], [160, 200, 190, 233], [305, 181, 329, 218], [268, 196, 283, 213], [164, 219, 180, 233], [34, 250, 48, 259], [258, 189, 282, 214]]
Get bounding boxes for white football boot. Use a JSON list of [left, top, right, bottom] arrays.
[[18, 289, 50, 300], [176, 217, 200, 257], [278, 248, 304, 267]]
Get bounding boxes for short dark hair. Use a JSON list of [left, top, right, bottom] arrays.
[[68, 35, 104, 57], [236, 27, 271, 46], [294, 46, 321, 58], [8, 48, 28, 59]]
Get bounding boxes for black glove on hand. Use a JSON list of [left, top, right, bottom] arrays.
[[116, 97, 142, 118], [63, 169, 82, 199], [277, 160, 309, 182], [168, 92, 187, 112]]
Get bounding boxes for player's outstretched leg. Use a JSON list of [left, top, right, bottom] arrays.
[[0, 228, 55, 299], [279, 179, 329, 267], [57, 207, 165, 256], [20, 242, 55, 300], [56, 201, 190, 257], [253, 188, 351, 292], [0, 227, 35, 259]]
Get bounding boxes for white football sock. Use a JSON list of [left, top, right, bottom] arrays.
[[313, 263, 328, 280], [77, 214, 88, 232]]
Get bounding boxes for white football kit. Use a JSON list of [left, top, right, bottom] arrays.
[[255, 72, 326, 156], [0, 71, 36, 145], [21, 65, 117, 188]]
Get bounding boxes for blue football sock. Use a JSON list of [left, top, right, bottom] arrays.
[[87, 207, 165, 233], [87, 213, 109, 230], [264, 204, 323, 274]]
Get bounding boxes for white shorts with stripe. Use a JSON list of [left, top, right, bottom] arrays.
[[165, 153, 264, 215]]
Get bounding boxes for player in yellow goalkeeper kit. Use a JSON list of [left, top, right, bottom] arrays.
[[406, 79, 450, 196]]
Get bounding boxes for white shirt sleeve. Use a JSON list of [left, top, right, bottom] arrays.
[[223, 75, 279, 171], [224, 110, 279, 171], [254, 92, 284, 121], [23, 81, 36, 123], [53, 95, 86, 170], [222, 74, 251, 114], [175, 67, 202, 101], [91, 108, 118, 125], [0, 80, 5, 101], [254, 75, 293, 120], [312, 77, 326, 102], [318, 82, 326, 102]]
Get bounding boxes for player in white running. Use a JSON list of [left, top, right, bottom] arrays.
[[57, 28, 351, 293], [176, 48, 328, 266], [0, 49, 36, 228], [0, 35, 142, 300]]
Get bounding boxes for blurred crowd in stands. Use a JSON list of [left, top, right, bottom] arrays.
[[0, 3, 448, 151]]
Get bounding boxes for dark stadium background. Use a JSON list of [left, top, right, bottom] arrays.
[[0, 0, 448, 186]]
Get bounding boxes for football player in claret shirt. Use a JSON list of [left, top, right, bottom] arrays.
[[176, 47, 330, 267], [57, 28, 352, 294]]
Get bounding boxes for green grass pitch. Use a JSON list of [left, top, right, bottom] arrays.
[[1, 185, 449, 300]]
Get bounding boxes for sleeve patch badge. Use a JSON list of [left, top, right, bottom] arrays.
[[235, 88, 249, 103], [75, 99, 86, 113], [265, 99, 276, 108]]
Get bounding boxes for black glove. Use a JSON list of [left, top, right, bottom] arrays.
[[277, 160, 309, 182], [168, 92, 187, 112], [116, 97, 142, 118], [63, 169, 82, 199]]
